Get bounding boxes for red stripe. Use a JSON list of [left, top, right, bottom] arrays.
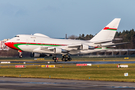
[[103, 27, 117, 30], [6, 42, 67, 46], [5, 42, 67, 50]]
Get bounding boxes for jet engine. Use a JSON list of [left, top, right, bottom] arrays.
[[80, 44, 89, 50], [31, 53, 51, 57], [54, 48, 62, 54], [80, 44, 95, 50]]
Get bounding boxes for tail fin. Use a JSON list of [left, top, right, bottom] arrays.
[[90, 18, 121, 42]]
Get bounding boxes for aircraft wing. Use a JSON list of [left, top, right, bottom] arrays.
[[33, 46, 69, 54], [68, 44, 81, 48], [32, 44, 89, 54]]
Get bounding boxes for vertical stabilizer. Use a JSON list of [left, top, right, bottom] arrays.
[[90, 18, 121, 42]]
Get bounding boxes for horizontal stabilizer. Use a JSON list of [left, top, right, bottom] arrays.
[[93, 40, 112, 44], [101, 42, 129, 47]]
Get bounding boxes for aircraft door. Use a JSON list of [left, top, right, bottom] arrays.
[[26, 39, 31, 51], [26, 39, 29, 46]]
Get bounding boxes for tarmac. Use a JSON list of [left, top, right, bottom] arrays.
[[0, 61, 135, 90], [0, 77, 135, 90], [1, 61, 135, 65]]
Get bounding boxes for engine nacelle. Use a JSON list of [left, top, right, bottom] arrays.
[[33, 53, 40, 57], [80, 44, 89, 50], [54, 48, 62, 54]]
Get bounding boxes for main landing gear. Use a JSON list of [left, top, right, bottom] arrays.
[[61, 54, 72, 61], [52, 54, 72, 62], [52, 55, 58, 62], [52, 57, 58, 62]]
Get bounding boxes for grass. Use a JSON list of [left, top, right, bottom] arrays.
[[0, 63, 135, 82]]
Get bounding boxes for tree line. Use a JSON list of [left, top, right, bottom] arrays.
[[0, 29, 134, 57], [69, 29, 135, 49]]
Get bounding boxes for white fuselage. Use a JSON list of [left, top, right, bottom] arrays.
[[5, 34, 98, 54]]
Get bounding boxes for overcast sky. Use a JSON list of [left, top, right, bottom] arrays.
[[0, 0, 135, 40]]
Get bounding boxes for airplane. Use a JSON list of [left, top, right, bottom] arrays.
[[5, 18, 121, 62]]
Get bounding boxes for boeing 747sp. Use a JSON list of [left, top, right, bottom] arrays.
[[5, 18, 121, 62]]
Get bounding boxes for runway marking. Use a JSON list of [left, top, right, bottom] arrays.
[[111, 86, 135, 89]]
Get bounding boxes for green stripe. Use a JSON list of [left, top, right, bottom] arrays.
[[107, 29, 117, 31], [96, 48, 102, 49], [14, 44, 23, 50], [96, 47, 108, 49], [14, 44, 62, 50]]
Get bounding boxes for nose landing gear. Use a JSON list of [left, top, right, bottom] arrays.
[[52, 54, 72, 62], [18, 50, 22, 58]]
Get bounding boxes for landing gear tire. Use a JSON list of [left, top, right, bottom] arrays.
[[53, 57, 58, 62], [19, 55, 22, 58], [68, 57, 72, 61], [61, 54, 72, 61], [54, 60, 58, 62]]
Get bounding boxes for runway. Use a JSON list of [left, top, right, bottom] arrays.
[[0, 60, 135, 90], [1, 61, 135, 65], [0, 77, 135, 90]]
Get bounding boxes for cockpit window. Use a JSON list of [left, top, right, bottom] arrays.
[[15, 36, 19, 37]]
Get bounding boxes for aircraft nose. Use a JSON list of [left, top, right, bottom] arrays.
[[5, 41, 12, 47], [5, 42, 16, 50], [5, 42, 9, 46], [5, 42, 20, 50]]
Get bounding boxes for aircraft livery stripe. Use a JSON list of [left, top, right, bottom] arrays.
[[103, 27, 117, 31], [14, 43, 66, 49], [95, 48, 108, 49], [6, 42, 67, 50]]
